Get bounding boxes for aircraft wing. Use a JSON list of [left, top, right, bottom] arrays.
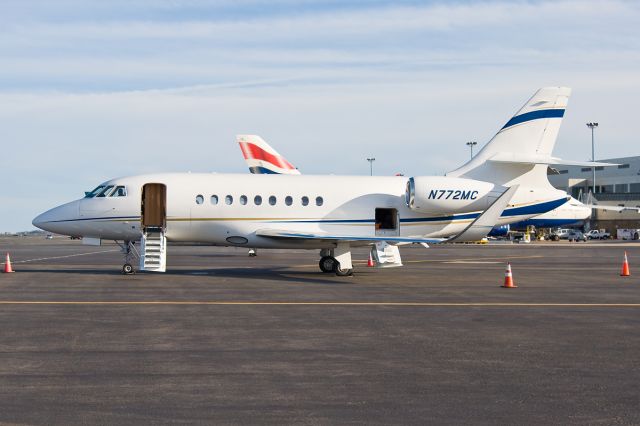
[[255, 229, 445, 244], [257, 186, 520, 245]]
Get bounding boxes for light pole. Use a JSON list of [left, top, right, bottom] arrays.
[[366, 157, 375, 176], [466, 141, 477, 159], [586, 122, 598, 195]]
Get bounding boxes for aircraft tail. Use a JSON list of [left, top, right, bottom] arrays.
[[237, 135, 301, 175], [447, 87, 571, 187]]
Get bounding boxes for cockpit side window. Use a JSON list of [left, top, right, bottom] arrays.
[[84, 185, 105, 198], [110, 186, 127, 197], [96, 185, 115, 197]]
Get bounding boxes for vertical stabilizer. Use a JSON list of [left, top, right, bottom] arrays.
[[447, 87, 570, 186], [237, 135, 301, 175]]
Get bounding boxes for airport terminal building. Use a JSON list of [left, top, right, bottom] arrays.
[[548, 156, 640, 229]]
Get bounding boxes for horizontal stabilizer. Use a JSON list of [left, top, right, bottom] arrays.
[[488, 153, 617, 167], [255, 229, 445, 244], [446, 185, 519, 243]]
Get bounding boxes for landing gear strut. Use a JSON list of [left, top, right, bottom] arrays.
[[117, 240, 138, 275]]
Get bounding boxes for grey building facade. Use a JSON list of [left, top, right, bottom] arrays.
[[548, 156, 640, 229]]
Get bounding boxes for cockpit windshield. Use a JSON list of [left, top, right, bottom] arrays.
[[96, 185, 115, 197], [84, 185, 105, 198], [84, 184, 127, 198]]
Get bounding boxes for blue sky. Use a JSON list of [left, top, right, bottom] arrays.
[[1, 0, 639, 231]]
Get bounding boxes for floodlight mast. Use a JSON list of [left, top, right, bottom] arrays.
[[586, 122, 598, 195]]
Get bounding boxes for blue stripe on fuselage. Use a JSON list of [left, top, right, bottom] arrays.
[[501, 109, 565, 130], [43, 198, 568, 226], [399, 197, 568, 223]]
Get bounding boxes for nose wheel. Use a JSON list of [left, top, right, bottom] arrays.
[[117, 240, 138, 275]]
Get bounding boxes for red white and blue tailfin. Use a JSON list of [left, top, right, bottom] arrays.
[[237, 135, 301, 175]]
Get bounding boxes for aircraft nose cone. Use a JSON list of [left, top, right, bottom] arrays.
[[32, 201, 80, 234], [32, 212, 47, 229]]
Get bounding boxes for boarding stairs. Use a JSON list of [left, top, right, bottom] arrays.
[[140, 228, 167, 272]]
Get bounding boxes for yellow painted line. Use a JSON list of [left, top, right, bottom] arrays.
[[0, 301, 638, 307]]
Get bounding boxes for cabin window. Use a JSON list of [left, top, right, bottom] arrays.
[[285, 196, 293, 206], [316, 196, 323, 206], [110, 186, 127, 197], [195, 195, 204, 205], [225, 195, 233, 205], [269, 196, 277, 206], [85, 185, 105, 198], [96, 185, 115, 197], [240, 195, 247, 205], [254, 195, 262, 205], [301, 196, 309, 206], [211, 195, 218, 205]]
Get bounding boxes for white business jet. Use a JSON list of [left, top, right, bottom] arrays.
[[34, 87, 607, 275]]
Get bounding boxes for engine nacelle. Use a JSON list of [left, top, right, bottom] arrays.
[[405, 176, 504, 214]]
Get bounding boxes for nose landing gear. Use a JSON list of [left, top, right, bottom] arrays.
[[116, 240, 138, 275]]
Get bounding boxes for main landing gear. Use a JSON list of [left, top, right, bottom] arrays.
[[116, 240, 138, 275], [319, 247, 353, 276]]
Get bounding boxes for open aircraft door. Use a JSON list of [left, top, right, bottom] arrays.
[[140, 183, 167, 272], [375, 208, 400, 237]]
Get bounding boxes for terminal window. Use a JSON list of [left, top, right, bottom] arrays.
[[618, 164, 630, 169], [581, 167, 592, 172], [559, 170, 568, 174]]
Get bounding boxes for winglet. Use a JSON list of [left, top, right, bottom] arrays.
[[446, 185, 519, 243]]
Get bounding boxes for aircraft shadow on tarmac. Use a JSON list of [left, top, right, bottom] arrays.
[[21, 266, 358, 285]]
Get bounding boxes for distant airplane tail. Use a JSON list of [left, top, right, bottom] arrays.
[[237, 135, 301, 175], [447, 87, 572, 188]]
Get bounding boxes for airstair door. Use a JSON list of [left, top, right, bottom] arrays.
[[140, 183, 167, 272]]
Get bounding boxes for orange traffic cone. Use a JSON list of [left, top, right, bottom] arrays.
[[367, 252, 375, 267], [3, 253, 14, 273], [501, 262, 516, 288], [621, 251, 630, 277]]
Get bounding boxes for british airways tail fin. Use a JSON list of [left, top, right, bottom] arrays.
[[237, 135, 301, 175], [447, 87, 572, 187]]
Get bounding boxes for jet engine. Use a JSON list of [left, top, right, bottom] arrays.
[[405, 176, 504, 214]]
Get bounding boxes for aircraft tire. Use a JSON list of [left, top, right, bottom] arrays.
[[335, 265, 353, 276], [319, 256, 336, 273], [122, 263, 134, 275]]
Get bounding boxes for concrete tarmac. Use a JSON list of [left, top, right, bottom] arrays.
[[0, 236, 639, 425]]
